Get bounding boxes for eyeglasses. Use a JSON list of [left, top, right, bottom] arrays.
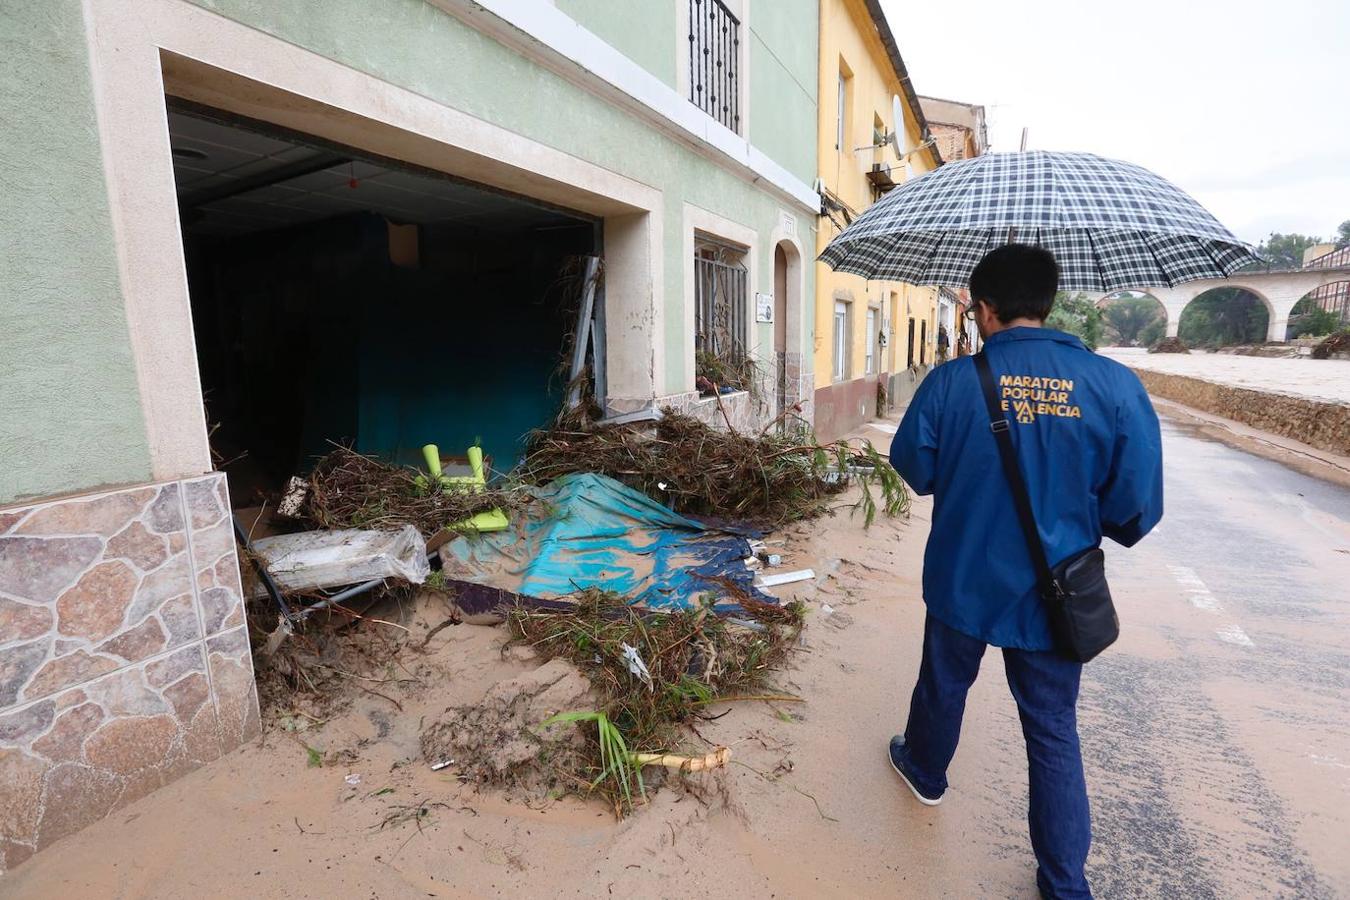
[[963, 303, 980, 323]]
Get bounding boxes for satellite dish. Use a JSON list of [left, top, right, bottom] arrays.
[[889, 94, 904, 157]]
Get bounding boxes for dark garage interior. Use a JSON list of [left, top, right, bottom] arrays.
[[166, 104, 599, 506]]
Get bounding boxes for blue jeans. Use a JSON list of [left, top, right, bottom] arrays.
[[898, 614, 1092, 899]]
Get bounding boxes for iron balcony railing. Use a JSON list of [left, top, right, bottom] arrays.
[[688, 0, 740, 133]]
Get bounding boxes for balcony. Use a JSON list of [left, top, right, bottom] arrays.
[[688, 0, 741, 133]]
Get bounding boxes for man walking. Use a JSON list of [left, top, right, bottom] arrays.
[[887, 245, 1163, 898]]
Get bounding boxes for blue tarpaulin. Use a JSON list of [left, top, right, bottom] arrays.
[[439, 473, 772, 611]]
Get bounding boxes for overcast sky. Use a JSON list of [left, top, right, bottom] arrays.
[[883, 0, 1349, 245]]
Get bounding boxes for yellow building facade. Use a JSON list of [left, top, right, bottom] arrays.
[[812, 0, 943, 440]]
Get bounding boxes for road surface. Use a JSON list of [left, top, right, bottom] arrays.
[[1077, 416, 1350, 896], [5, 413, 1348, 898]]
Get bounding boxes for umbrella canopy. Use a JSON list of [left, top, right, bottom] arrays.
[[819, 151, 1262, 293]]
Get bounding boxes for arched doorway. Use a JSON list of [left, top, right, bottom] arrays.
[[1178, 287, 1272, 348], [771, 239, 803, 424]]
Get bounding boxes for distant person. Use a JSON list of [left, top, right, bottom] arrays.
[[956, 329, 971, 357], [937, 323, 950, 362], [887, 245, 1163, 899]]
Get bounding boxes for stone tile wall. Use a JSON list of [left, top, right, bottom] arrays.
[[0, 473, 258, 871], [680, 390, 764, 433]]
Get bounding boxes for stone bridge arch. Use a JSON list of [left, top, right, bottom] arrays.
[[1095, 267, 1350, 343], [1177, 285, 1273, 345]]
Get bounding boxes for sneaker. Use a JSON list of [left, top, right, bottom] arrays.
[[888, 736, 943, 806]]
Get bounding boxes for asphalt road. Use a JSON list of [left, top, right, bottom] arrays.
[[1076, 416, 1350, 897]]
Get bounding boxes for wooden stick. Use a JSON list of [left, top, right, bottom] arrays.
[[758, 402, 804, 436], [711, 382, 735, 432], [632, 746, 732, 772]]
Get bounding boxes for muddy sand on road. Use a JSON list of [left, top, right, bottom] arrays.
[[7, 417, 1349, 899]]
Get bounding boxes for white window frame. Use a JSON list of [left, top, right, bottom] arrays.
[[832, 300, 850, 382], [864, 306, 878, 374], [836, 73, 847, 150]]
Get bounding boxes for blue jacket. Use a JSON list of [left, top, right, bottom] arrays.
[[890, 327, 1163, 650]]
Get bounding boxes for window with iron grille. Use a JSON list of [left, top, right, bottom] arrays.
[[688, 0, 741, 133], [694, 239, 748, 386]]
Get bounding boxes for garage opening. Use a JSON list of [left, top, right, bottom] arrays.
[[166, 103, 600, 506]]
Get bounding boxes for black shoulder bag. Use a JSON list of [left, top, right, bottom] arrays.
[[973, 352, 1119, 663]]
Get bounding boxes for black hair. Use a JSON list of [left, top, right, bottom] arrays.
[[968, 244, 1060, 323]]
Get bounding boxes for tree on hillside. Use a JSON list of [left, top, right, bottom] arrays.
[[1047, 292, 1104, 350], [1253, 232, 1323, 269], [1101, 297, 1163, 346], [1336, 220, 1350, 250]]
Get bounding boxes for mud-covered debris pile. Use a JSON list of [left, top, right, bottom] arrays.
[[304, 446, 530, 534], [1312, 330, 1350, 360], [246, 589, 417, 722], [490, 589, 804, 811], [519, 410, 906, 526], [1149, 336, 1190, 354], [419, 658, 594, 788]]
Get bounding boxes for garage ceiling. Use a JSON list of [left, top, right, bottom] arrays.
[[168, 109, 591, 237]]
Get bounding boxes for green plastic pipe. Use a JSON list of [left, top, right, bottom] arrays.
[[422, 444, 442, 478]]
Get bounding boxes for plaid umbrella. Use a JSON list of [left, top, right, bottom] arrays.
[[819, 151, 1261, 292]]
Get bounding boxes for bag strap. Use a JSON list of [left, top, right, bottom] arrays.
[[973, 351, 1057, 594]]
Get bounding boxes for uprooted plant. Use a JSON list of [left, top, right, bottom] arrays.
[[510, 589, 804, 814], [853, 441, 910, 527], [541, 710, 646, 812]]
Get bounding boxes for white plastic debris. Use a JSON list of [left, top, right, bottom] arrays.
[[821, 466, 876, 485], [821, 604, 835, 616], [276, 476, 311, 519], [620, 642, 654, 692], [756, 569, 815, 589], [248, 525, 429, 597], [430, 759, 455, 771], [344, 773, 362, 786]]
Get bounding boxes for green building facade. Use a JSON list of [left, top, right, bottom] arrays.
[[0, 0, 819, 871]]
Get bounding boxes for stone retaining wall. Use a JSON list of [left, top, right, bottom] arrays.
[[1132, 370, 1350, 456]]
